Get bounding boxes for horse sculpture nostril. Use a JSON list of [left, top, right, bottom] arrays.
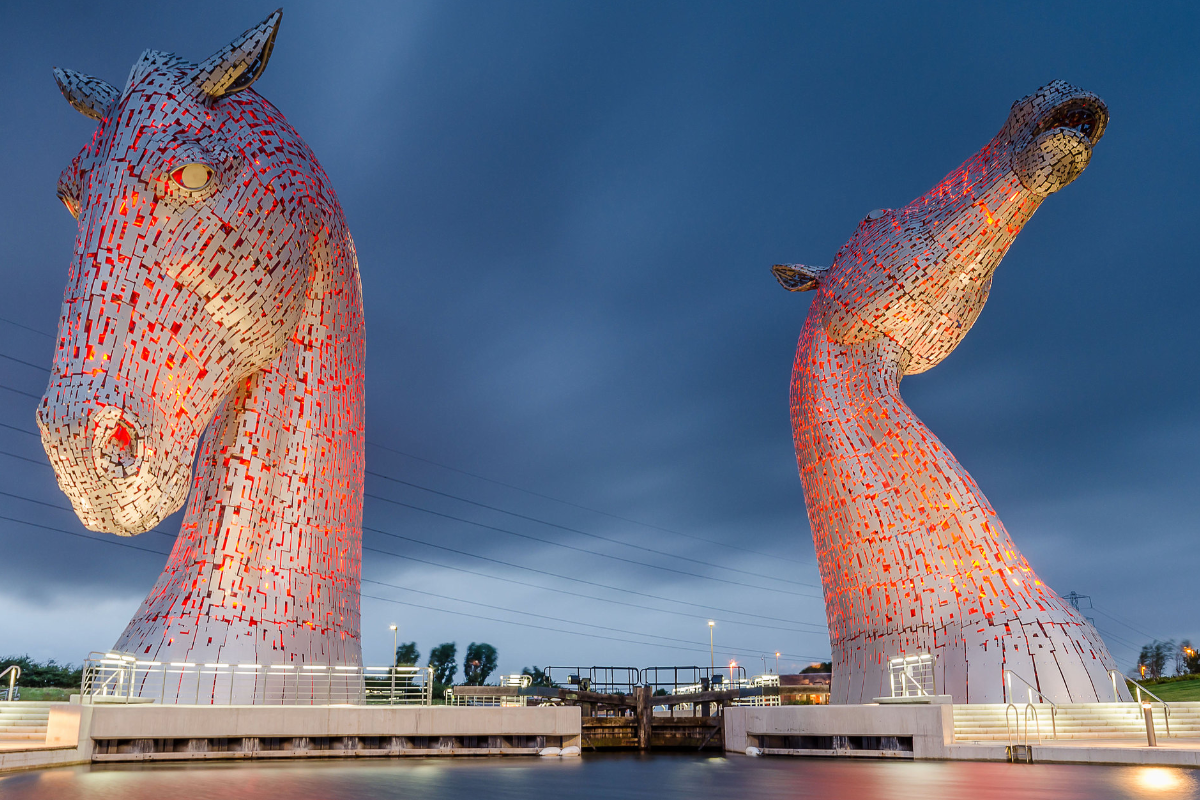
[[91, 408, 144, 479], [1014, 126, 1093, 196]]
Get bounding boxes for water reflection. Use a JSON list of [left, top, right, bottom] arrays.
[[0, 755, 1196, 800]]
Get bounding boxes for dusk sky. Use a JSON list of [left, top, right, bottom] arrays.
[[0, 1, 1196, 680]]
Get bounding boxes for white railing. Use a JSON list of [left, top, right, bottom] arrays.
[[81, 652, 433, 706], [731, 674, 782, 707], [1003, 670, 1058, 739], [889, 654, 935, 698], [445, 686, 529, 707], [497, 674, 534, 688]]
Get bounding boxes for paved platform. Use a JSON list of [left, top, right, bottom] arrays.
[[951, 738, 1200, 767], [724, 704, 1200, 768]]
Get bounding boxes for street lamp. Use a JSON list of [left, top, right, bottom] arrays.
[[708, 621, 715, 678], [390, 624, 398, 665], [775, 651, 780, 674]]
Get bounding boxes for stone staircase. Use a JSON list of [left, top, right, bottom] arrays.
[[954, 702, 1200, 742], [0, 702, 53, 743]]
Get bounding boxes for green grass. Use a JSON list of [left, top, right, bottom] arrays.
[[1131, 675, 1200, 702], [9, 687, 74, 702]]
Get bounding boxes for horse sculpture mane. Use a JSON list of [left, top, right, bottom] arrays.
[[39, 11, 365, 688], [778, 81, 1125, 703]]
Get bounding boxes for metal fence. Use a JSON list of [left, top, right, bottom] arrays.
[[888, 653, 935, 698], [544, 665, 750, 696], [640, 666, 748, 695], [81, 652, 433, 706]]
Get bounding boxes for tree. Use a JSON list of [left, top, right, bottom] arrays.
[[522, 666, 557, 688], [463, 643, 498, 686], [800, 661, 832, 674], [428, 642, 458, 695], [395, 642, 420, 667], [0, 656, 82, 688], [1137, 641, 1173, 680], [1181, 640, 1200, 675]]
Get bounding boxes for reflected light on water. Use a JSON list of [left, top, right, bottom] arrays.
[[3, 756, 1200, 800], [1133, 767, 1188, 793]]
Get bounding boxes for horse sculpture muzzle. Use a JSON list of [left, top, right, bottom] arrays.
[[1008, 83, 1107, 196], [37, 378, 192, 536]]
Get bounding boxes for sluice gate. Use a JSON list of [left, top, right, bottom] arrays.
[[519, 666, 782, 751]]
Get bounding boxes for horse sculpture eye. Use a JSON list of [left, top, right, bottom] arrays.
[[170, 163, 214, 190]]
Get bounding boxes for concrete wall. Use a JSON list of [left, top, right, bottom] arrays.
[[84, 704, 578, 740], [724, 704, 953, 759], [0, 703, 579, 771]]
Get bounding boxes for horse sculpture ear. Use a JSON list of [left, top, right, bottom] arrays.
[[53, 68, 120, 121], [194, 8, 282, 98], [772, 263, 828, 292]]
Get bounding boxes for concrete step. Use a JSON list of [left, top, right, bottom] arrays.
[[951, 702, 1200, 742], [0, 702, 53, 742]]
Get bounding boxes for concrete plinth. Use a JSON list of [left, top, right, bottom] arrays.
[[724, 704, 953, 759], [1, 703, 580, 772]]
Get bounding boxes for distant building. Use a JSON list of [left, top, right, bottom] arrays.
[[780, 673, 830, 705]]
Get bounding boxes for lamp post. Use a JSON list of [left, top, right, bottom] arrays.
[[389, 624, 399, 704], [708, 621, 715, 679], [775, 652, 780, 674]]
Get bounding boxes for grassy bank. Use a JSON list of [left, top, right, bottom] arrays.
[[1131, 675, 1200, 702], [8, 687, 74, 702]]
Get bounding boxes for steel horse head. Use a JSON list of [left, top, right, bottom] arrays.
[[41, 10, 365, 676]]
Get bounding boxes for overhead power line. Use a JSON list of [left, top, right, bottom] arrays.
[[364, 489, 818, 598], [0, 316, 52, 339], [0, 382, 39, 400], [362, 590, 827, 664], [1091, 604, 1170, 643], [0, 339, 812, 575], [360, 577, 820, 660], [0, 502, 824, 663], [0, 408, 820, 600], [0, 513, 172, 557], [368, 439, 813, 566], [366, 469, 812, 587], [0, 471, 827, 633]]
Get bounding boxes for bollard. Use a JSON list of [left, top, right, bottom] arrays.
[[1143, 704, 1157, 747], [636, 686, 653, 751]]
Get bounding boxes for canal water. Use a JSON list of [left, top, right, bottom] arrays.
[[1, 754, 1196, 799]]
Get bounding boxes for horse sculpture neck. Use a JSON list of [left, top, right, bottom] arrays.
[[784, 81, 1120, 703], [115, 194, 365, 668], [792, 318, 1115, 702]]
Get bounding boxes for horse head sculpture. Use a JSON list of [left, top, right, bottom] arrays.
[[40, 11, 365, 679], [777, 81, 1121, 702]]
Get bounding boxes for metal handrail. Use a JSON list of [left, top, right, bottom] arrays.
[[1004, 703, 1019, 748], [80, 652, 435, 705], [1003, 670, 1057, 739], [0, 666, 19, 701], [1003, 701, 1043, 748], [1024, 703, 1043, 744], [1110, 670, 1171, 737], [897, 672, 930, 697]]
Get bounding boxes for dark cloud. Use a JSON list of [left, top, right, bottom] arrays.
[[0, 1, 1195, 672]]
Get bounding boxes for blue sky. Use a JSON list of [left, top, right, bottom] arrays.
[[0, 1, 1196, 678]]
